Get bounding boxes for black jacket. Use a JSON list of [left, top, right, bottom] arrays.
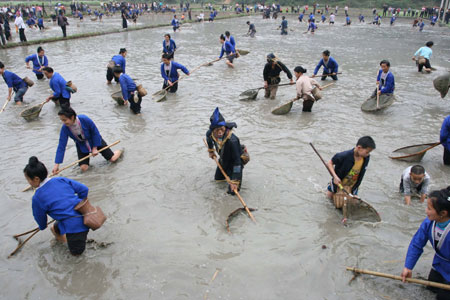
[[331, 148, 370, 194], [263, 61, 292, 83], [206, 123, 243, 181]]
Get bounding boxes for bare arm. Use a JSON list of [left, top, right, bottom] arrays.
[[404, 195, 411, 205], [420, 194, 426, 203], [326, 160, 341, 185]]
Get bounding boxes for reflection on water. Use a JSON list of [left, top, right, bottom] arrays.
[[37, 246, 112, 299], [0, 14, 449, 299]]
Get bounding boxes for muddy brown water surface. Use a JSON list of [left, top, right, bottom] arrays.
[[0, 14, 449, 299]]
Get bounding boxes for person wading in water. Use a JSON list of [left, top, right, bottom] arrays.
[[219, 34, 236, 68], [52, 107, 123, 173], [160, 53, 190, 93], [326, 136, 376, 209], [25, 46, 48, 80], [106, 48, 127, 84], [312, 50, 339, 81], [206, 107, 248, 195], [24, 156, 92, 256], [263, 53, 293, 100]]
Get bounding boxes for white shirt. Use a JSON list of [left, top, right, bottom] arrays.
[[296, 75, 314, 96], [15, 16, 26, 29]]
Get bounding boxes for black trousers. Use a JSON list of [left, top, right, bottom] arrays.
[[301, 94, 316, 112], [53, 96, 70, 109], [418, 58, 431, 72], [163, 51, 174, 60], [76, 138, 114, 165], [19, 28, 27, 42], [122, 18, 127, 29], [127, 92, 142, 114], [444, 147, 450, 165], [60, 25, 66, 37], [427, 269, 450, 300], [106, 67, 119, 82], [0, 29, 5, 45], [54, 221, 88, 256], [214, 165, 243, 194], [4, 29, 11, 40], [163, 81, 178, 93], [321, 73, 338, 81]]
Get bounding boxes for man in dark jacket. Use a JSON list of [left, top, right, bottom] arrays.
[[326, 136, 376, 208], [57, 11, 69, 37], [206, 107, 245, 195], [263, 53, 293, 99]]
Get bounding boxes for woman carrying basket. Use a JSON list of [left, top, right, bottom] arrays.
[[24, 156, 90, 255]]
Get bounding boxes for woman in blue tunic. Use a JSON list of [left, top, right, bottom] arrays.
[[24, 156, 90, 255], [25, 46, 48, 80], [160, 53, 189, 93], [401, 187, 450, 300], [219, 34, 236, 68], [162, 34, 176, 60], [53, 108, 122, 174]]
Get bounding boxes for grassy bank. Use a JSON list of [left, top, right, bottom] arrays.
[[0, 12, 251, 50], [7, 1, 443, 9]]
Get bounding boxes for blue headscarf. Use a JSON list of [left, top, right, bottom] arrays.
[[209, 107, 226, 130]]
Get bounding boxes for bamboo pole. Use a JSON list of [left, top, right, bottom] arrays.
[[22, 140, 120, 192], [153, 59, 218, 101], [8, 229, 40, 258], [13, 219, 56, 239], [203, 139, 256, 223], [346, 267, 450, 291], [376, 85, 380, 109], [9, 219, 56, 259], [0, 98, 11, 114]]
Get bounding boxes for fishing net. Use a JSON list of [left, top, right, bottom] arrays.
[[272, 100, 294, 115], [236, 49, 250, 55], [226, 207, 256, 233], [20, 105, 42, 121], [346, 198, 381, 223], [111, 91, 124, 105], [239, 89, 258, 100], [433, 73, 450, 98], [361, 94, 395, 112], [152, 89, 167, 102], [389, 143, 438, 162]]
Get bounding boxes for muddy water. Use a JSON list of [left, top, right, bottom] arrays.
[[0, 14, 449, 300]]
